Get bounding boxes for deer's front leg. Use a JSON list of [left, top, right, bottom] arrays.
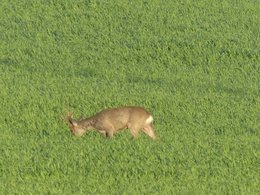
[[98, 130, 107, 137]]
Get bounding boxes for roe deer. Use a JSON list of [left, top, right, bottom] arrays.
[[65, 106, 156, 140]]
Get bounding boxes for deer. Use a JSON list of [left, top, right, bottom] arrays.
[[65, 106, 156, 140]]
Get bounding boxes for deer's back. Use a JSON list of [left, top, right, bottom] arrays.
[[93, 106, 151, 130]]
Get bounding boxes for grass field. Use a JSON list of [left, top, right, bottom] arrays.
[[0, 0, 259, 194]]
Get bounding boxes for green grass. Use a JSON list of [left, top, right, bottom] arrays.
[[0, 0, 259, 194]]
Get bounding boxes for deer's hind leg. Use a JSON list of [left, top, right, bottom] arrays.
[[128, 123, 141, 139], [130, 128, 139, 139], [142, 124, 156, 140]]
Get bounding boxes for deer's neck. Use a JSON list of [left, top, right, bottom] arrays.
[[78, 116, 95, 130]]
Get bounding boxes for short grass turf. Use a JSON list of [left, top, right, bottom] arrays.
[[0, 0, 259, 194]]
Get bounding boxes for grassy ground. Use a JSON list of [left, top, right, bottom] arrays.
[[0, 0, 259, 194]]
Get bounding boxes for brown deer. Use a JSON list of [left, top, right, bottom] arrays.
[[65, 106, 156, 140]]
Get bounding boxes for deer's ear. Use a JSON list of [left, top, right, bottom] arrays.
[[69, 119, 78, 126]]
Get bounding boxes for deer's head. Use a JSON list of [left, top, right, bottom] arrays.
[[65, 112, 86, 137]]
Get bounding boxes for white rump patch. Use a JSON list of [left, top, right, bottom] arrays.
[[145, 115, 153, 125]]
